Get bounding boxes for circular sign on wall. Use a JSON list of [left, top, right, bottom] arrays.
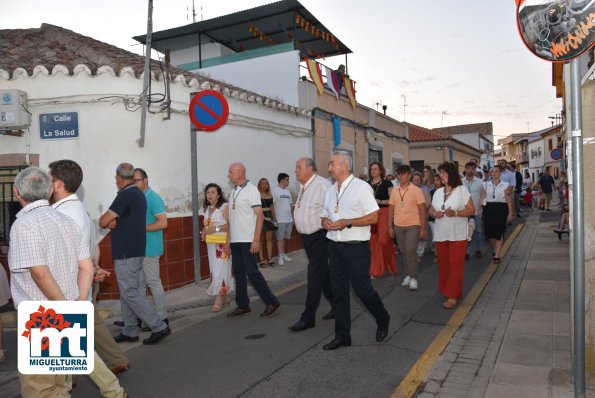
[[551, 148, 563, 160], [189, 90, 229, 132]]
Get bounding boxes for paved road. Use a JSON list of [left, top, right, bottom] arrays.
[[68, 240, 504, 397]]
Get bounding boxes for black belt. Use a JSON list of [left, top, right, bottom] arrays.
[[330, 240, 367, 245], [301, 229, 325, 237]]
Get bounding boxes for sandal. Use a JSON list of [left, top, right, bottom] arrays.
[[259, 260, 267, 268], [493, 257, 501, 264], [211, 299, 223, 313], [267, 258, 275, 267], [443, 298, 457, 309]]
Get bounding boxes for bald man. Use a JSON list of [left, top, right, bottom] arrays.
[[226, 163, 281, 318]]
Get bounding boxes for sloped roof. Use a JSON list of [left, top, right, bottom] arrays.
[[135, 0, 352, 59], [406, 123, 448, 142], [434, 122, 493, 137], [0, 24, 310, 117]]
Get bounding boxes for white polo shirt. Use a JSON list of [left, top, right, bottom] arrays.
[[229, 181, 262, 243], [52, 194, 96, 257], [294, 174, 331, 235], [321, 174, 379, 242], [272, 186, 293, 223], [484, 180, 510, 203]]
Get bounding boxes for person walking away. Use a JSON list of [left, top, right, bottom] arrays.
[[200, 183, 234, 312], [388, 165, 427, 291], [320, 151, 390, 350], [226, 163, 281, 318], [479, 165, 514, 263], [99, 163, 170, 345], [511, 164, 523, 217], [462, 162, 486, 259], [429, 162, 475, 309], [537, 169, 556, 211], [272, 173, 294, 265], [368, 162, 396, 278], [288, 157, 334, 332]]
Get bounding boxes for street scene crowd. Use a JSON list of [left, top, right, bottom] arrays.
[[0, 152, 567, 398]]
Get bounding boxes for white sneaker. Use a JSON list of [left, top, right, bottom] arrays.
[[278, 256, 285, 266], [283, 253, 292, 262], [409, 278, 418, 291], [401, 276, 412, 287]]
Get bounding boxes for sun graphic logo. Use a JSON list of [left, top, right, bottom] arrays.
[[18, 301, 94, 374]]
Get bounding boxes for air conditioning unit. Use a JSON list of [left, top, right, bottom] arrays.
[[0, 89, 31, 130]]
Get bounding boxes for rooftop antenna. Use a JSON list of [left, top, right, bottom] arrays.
[[401, 94, 407, 122], [441, 111, 447, 127]]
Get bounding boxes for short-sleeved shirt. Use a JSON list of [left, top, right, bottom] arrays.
[[272, 186, 293, 223], [9, 200, 90, 307], [52, 194, 95, 257], [294, 174, 331, 235], [431, 186, 471, 242], [229, 181, 262, 243], [484, 181, 510, 203], [144, 187, 166, 257], [538, 175, 555, 193], [389, 183, 426, 227], [463, 177, 484, 216], [109, 184, 147, 259], [321, 174, 379, 242], [501, 169, 516, 190]]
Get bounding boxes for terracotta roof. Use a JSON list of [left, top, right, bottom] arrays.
[[0, 24, 310, 117], [406, 123, 448, 142], [434, 122, 493, 136]]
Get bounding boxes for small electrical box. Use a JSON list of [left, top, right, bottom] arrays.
[[0, 89, 31, 130]]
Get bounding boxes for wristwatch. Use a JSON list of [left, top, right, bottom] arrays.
[[346, 220, 353, 229]]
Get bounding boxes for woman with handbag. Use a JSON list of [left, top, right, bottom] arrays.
[[428, 162, 475, 309], [257, 178, 277, 267], [200, 183, 234, 312]]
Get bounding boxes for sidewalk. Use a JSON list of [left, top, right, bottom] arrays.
[[417, 210, 595, 397]]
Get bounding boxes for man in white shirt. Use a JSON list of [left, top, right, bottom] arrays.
[[272, 172, 294, 265], [463, 162, 486, 259], [320, 151, 390, 350], [288, 158, 334, 332], [226, 162, 281, 318]]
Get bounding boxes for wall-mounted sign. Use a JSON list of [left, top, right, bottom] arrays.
[[39, 112, 79, 139], [189, 91, 229, 132], [551, 148, 563, 160]]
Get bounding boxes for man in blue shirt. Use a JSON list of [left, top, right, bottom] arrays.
[[134, 168, 168, 327], [100, 163, 170, 345]]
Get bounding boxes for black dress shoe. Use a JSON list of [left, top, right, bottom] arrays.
[[260, 302, 281, 317], [227, 307, 251, 317], [141, 318, 169, 332], [113, 334, 139, 343], [323, 336, 352, 350], [114, 319, 142, 328], [376, 319, 390, 342], [288, 319, 315, 332], [321, 310, 335, 320], [142, 327, 171, 345]]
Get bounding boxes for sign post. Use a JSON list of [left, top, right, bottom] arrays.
[[189, 90, 229, 283]]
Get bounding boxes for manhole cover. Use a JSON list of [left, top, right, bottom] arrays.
[[244, 333, 266, 340]]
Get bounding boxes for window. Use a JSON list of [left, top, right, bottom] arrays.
[[410, 160, 425, 173], [548, 139, 553, 151], [1, 167, 25, 245], [368, 147, 383, 166]]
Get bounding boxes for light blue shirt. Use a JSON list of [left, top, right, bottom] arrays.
[[145, 187, 166, 257]]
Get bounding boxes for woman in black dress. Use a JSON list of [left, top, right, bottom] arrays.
[[479, 165, 514, 263], [257, 178, 276, 267]]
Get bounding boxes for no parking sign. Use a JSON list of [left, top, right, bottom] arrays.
[[189, 90, 229, 132]]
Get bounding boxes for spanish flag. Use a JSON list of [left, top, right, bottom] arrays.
[[344, 76, 356, 108], [306, 58, 324, 95]]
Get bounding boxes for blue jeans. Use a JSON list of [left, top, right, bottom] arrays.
[[230, 243, 279, 309], [466, 215, 482, 254], [114, 257, 167, 337]]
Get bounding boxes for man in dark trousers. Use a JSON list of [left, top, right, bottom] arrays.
[[320, 151, 390, 350], [99, 162, 170, 345], [511, 164, 523, 217], [538, 169, 556, 211], [288, 157, 334, 332]]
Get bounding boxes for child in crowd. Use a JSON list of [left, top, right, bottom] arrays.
[[532, 184, 541, 211]]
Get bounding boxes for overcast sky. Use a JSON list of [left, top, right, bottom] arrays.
[[1, 0, 563, 140]]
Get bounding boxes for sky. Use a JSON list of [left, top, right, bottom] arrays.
[[1, 0, 563, 142]]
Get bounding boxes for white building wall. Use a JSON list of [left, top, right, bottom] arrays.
[[199, 50, 301, 107], [528, 139, 544, 181], [0, 68, 311, 221]]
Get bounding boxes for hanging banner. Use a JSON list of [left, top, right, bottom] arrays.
[[306, 58, 324, 95], [325, 66, 340, 99], [344, 76, 356, 108], [333, 115, 341, 147]]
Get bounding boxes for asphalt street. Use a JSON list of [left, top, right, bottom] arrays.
[[67, 234, 504, 398]]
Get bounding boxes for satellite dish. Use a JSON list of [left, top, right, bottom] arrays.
[[516, 0, 595, 61]]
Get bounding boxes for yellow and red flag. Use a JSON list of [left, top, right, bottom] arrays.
[[306, 58, 324, 95]]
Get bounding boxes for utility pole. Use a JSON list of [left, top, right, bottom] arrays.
[[441, 111, 447, 128], [139, 0, 153, 148], [401, 95, 407, 122]]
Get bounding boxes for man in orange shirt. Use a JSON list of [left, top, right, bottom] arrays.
[[388, 165, 427, 291]]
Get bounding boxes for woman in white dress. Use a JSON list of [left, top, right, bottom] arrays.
[[200, 183, 234, 312]]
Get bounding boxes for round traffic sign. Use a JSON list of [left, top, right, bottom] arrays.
[[189, 90, 229, 132], [551, 148, 562, 161]]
